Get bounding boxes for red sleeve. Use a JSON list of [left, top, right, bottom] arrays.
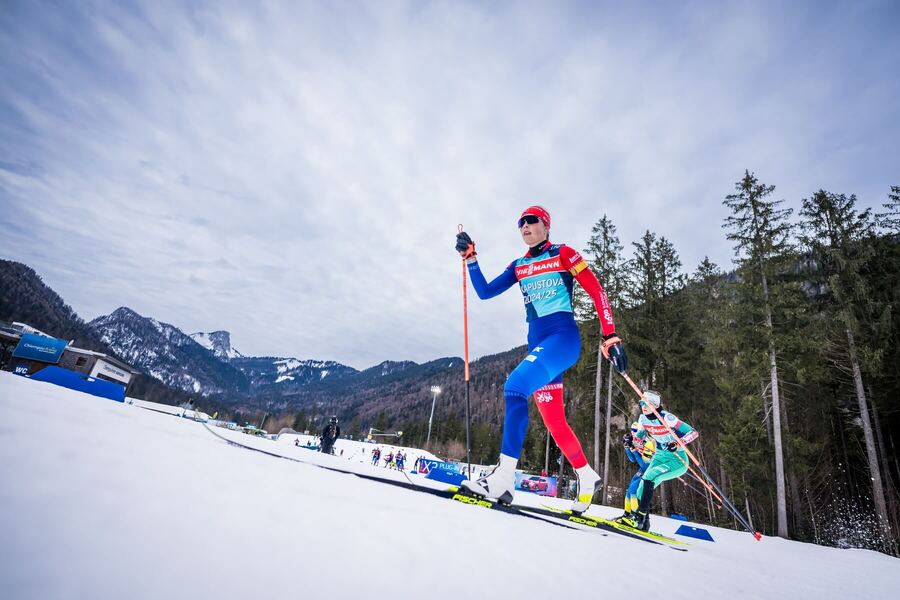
[[559, 245, 616, 337]]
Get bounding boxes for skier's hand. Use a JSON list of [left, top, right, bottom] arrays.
[[665, 441, 680, 452], [622, 433, 634, 449], [456, 231, 476, 259], [601, 334, 628, 374]]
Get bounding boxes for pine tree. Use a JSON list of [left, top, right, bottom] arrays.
[[581, 215, 624, 494], [878, 185, 900, 232], [799, 190, 892, 547], [624, 231, 684, 389], [722, 170, 793, 538]]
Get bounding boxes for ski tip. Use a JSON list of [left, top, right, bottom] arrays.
[[753, 532, 763, 541]]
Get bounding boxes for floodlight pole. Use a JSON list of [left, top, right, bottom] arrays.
[[427, 385, 441, 448]]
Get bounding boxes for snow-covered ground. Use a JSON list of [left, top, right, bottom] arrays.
[[1, 371, 897, 599]]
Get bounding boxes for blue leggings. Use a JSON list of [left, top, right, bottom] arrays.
[[500, 316, 582, 462]]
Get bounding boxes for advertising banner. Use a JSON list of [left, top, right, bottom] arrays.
[[90, 359, 132, 384], [30, 366, 126, 402], [12, 333, 67, 364], [515, 473, 558, 497], [416, 459, 460, 476], [419, 459, 466, 485]]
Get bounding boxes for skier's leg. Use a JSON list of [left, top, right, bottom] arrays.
[[460, 363, 533, 501], [633, 452, 688, 530], [460, 344, 559, 501], [528, 330, 602, 511], [625, 472, 642, 514], [462, 326, 586, 504], [534, 381, 586, 467]]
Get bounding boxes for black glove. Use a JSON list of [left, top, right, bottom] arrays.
[[665, 440, 680, 452], [601, 333, 628, 374], [623, 433, 634, 449], [455, 231, 476, 258]]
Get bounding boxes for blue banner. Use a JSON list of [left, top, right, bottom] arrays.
[[29, 366, 126, 402], [416, 459, 467, 486], [12, 333, 68, 364], [416, 459, 461, 476]]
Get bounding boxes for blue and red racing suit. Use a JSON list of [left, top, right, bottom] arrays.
[[467, 240, 616, 468]]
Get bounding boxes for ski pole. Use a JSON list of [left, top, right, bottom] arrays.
[[459, 224, 472, 479], [687, 465, 724, 504], [682, 473, 724, 509], [620, 371, 762, 541], [687, 466, 725, 508]]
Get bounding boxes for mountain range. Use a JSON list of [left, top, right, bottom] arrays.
[[0, 259, 521, 426]]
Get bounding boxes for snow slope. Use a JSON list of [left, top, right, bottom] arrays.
[[0, 372, 897, 600]]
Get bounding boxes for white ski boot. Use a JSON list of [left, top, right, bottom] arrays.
[[460, 454, 517, 504], [571, 464, 602, 513]]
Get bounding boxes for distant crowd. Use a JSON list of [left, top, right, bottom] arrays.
[[369, 447, 407, 471]]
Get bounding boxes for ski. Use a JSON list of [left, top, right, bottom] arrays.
[[202, 424, 579, 532], [450, 488, 678, 548], [444, 487, 597, 532], [202, 424, 686, 548], [539, 504, 689, 548], [446, 488, 686, 550]]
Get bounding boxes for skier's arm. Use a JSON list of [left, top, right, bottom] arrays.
[[626, 448, 647, 467], [455, 230, 517, 300], [559, 245, 628, 372], [663, 413, 698, 449], [674, 420, 698, 444], [467, 260, 517, 300], [558, 245, 615, 336], [624, 443, 638, 464]]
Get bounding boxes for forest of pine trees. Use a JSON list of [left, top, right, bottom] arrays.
[[563, 173, 899, 554]]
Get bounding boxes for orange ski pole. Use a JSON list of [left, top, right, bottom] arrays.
[[459, 224, 472, 479]]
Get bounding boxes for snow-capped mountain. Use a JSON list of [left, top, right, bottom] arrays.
[[189, 330, 243, 360], [230, 356, 358, 389], [188, 328, 358, 389], [89, 307, 249, 396], [361, 360, 417, 378]]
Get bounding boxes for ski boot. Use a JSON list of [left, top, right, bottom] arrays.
[[571, 465, 603, 513], [460, 454, 516, 504], [634, 510, 651, 532], [614, 511, 636, 524], [614, 512, 638, 528]]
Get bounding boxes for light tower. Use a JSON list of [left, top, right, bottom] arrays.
[[427, 385, 441, 448]]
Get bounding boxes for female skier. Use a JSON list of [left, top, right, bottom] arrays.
[[622, 422, 656, 521], [622, 390, 698, 531], [454, 205, 627, 511]]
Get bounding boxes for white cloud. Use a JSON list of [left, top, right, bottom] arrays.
[[1, 1, 898, 368]]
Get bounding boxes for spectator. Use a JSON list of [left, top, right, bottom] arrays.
[[319, 416, 340, 455]]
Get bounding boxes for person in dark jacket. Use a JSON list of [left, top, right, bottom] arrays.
[[320, 416, 340, 455]]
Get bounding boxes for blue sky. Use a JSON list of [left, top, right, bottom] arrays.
[[2, 1, 898, 369]]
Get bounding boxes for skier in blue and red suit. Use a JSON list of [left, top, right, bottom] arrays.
[[455, 206, 628, 510]]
